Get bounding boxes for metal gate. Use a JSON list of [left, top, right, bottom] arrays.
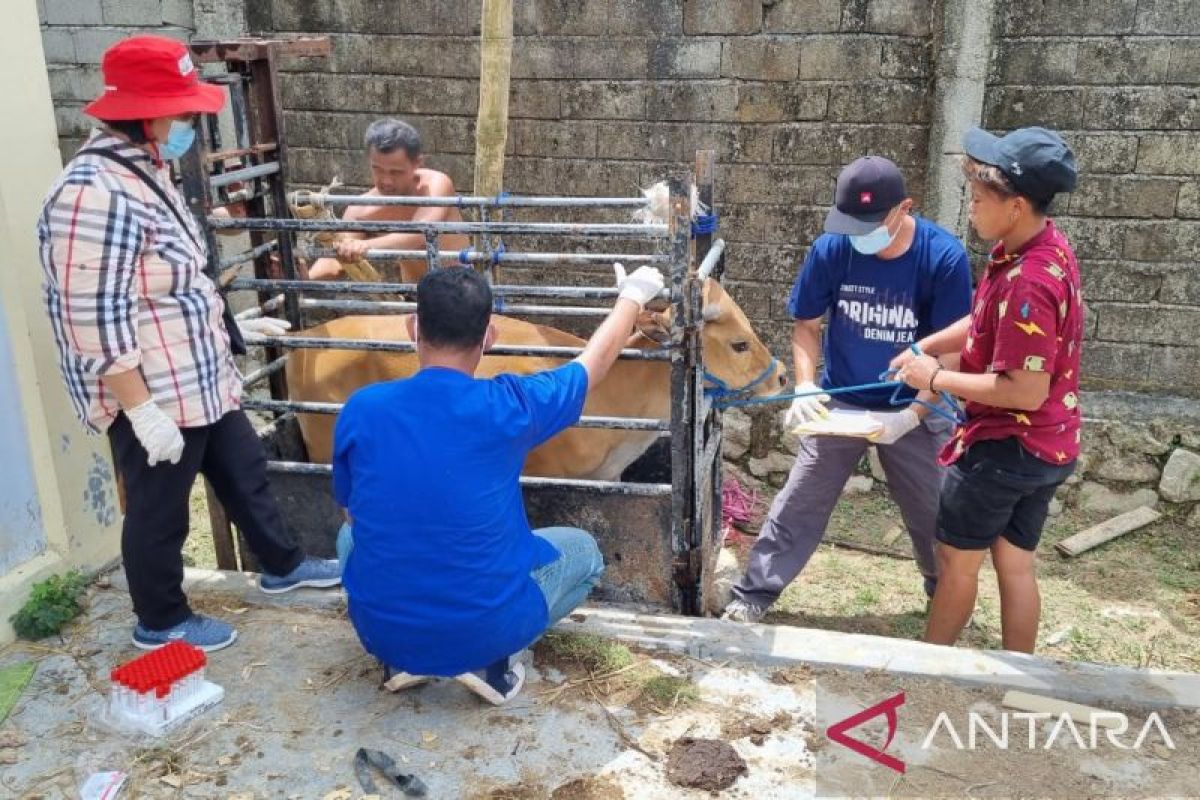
[[179, 38, 728, 615]]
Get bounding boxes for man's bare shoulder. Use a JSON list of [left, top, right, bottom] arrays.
[[416, 169, 456, 197], [341, 188, 381, 220]]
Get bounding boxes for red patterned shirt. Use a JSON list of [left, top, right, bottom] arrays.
[[941, 220, 1083, 466]]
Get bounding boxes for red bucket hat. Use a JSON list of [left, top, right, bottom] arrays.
[[84, 35, 226, 120]]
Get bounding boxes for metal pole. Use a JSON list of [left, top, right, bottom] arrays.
[[228, 277, 669, 301], [299, 246, 667, 266], [263, 459, 673, 496], [241, 397, 669, 431], [294, 298, 612, 317], [245, 334, 671, 361], [696, 238, 726, 282], [207, 216, 669, 238], [290, 191, 650, 209], [241, 354, 289, 388], [209, 161, 280, 189]]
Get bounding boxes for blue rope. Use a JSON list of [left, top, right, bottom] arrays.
[[494, 190, 510, 206], [691, 212, 718, 238], [458, 247, 473, 265], [491, 242, 506, 267], [706, 345, 967, 425]]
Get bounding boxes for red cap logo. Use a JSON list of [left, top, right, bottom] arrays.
[[859, 191, 873, 206]]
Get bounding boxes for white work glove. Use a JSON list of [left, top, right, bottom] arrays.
[[237, 316, 293, 339], [613, 262, 665, 308], [126, 399, 185, 467], [783, 381, 831, 427], [868, 407, 921, 445]]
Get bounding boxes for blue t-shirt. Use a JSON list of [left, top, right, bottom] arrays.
[[332, 362, 589, 676], [787, 216, 972, 409]]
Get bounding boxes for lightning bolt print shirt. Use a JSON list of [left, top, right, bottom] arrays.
[[942, 220, 1084, 467]]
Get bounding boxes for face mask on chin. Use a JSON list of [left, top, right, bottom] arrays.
[[849, 212, 900, 256], [159, 119, 196, 160]]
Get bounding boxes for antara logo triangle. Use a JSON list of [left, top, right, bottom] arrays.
[[825, 691, 906, 773]]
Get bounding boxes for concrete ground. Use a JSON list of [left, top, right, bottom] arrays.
[[1, 571, 1197, 799]]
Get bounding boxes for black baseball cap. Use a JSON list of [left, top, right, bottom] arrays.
[[963, 126, 1077, 203], [824, 156, 908, 235]]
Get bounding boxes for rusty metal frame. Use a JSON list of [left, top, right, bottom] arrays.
[[177, 38, 724, 613]]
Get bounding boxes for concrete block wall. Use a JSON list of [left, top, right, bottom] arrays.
[[983, 1, 1200, 396], [255, 0, 939, 356], [38, 0, 197, 162]]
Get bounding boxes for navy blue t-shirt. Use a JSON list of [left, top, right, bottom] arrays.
[[788, 216, 972, 409], [332, 362, 589, 676]]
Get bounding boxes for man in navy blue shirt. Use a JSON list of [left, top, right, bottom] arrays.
[[724, 156, 972, 623], [333, 264, 664, 704]]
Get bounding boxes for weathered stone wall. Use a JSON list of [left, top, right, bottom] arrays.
[[251, 0, 940, 356], [38, 1, 1200, 396], [982, 2, 1200, 397], [37, 0, 197, 162]]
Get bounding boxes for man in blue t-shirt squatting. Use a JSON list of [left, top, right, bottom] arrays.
[[332, 263, 665, 705], [723, 156, 973, 624]]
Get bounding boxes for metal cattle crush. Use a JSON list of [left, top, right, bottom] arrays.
[[179, 37, 730, 615]]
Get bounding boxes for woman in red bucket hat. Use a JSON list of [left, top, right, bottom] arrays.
[[38, 35, 342, 653]]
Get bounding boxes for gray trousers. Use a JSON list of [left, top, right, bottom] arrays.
[[733, 401, 954, 609]]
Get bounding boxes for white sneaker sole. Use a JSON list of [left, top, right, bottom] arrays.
[[257, 576, 342, 595], [455, 662, 526, 705], [131, 628, 238, 653], [383, 672, 432, 692]]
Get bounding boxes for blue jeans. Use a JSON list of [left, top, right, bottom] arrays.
[[336, 523, 604, 628]]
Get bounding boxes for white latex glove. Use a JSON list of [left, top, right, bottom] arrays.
[[868, 407, 921, 445], [613, 262, 665, 308], [783, 381, 831, 427], [238, 316, 293, 339], [126, 399, 185, 466]]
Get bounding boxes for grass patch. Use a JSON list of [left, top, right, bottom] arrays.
[[637, 674, 699, 709], [747, 486, 1200, 671], [537, 632, 634, 675]]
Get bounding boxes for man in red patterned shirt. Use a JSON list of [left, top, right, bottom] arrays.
[[893, 127, 1081, 653]]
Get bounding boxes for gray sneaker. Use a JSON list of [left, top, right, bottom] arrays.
[[132, 614, 237, 652], [721, 599, 768, 623], [258, 557, 342, 594]]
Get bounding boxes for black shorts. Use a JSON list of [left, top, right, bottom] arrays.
[[937, 438, 1076, 552]]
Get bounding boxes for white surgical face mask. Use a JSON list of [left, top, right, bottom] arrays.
[[849, 212, 900, 255]]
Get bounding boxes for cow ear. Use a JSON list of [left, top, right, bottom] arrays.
[[702, 303, 723, 322]]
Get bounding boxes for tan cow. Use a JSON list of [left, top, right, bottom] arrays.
[[285, 279, 786, 480]]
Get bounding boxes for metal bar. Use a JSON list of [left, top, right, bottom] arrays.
[[245, 334, 671, 360], [696, 238, 726, 282], [190, 37, 332, 63], [296, 298, 612, 317], [300, 246, 667, 266], [228, 277, 667, 301], [241, 354, 289, 388], [264, 459, 673, 496], [242, 398, 669, 431], [424, 229, 438, 274], [219, 239, 278, 271], [208, 216, 669, 238], [210, 161, 280, 189], [291, 191, 650, 209]]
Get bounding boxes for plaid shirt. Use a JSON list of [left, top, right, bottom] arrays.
[[38, 132, 240, 433]]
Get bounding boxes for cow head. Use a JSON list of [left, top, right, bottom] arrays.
[[637, 279, 787, 398]]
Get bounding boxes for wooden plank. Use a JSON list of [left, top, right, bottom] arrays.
[[1054, 506, 1161, 557], [1001, 690, 1125, 729], [204, 479, 239, 571]]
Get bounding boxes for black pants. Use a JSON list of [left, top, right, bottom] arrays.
[[108, 409, 303, 630]]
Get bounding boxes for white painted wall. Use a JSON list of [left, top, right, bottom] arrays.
[[0, 0, 123, 641]]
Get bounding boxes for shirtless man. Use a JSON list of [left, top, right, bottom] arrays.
[[308, 118, 469, 282]]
